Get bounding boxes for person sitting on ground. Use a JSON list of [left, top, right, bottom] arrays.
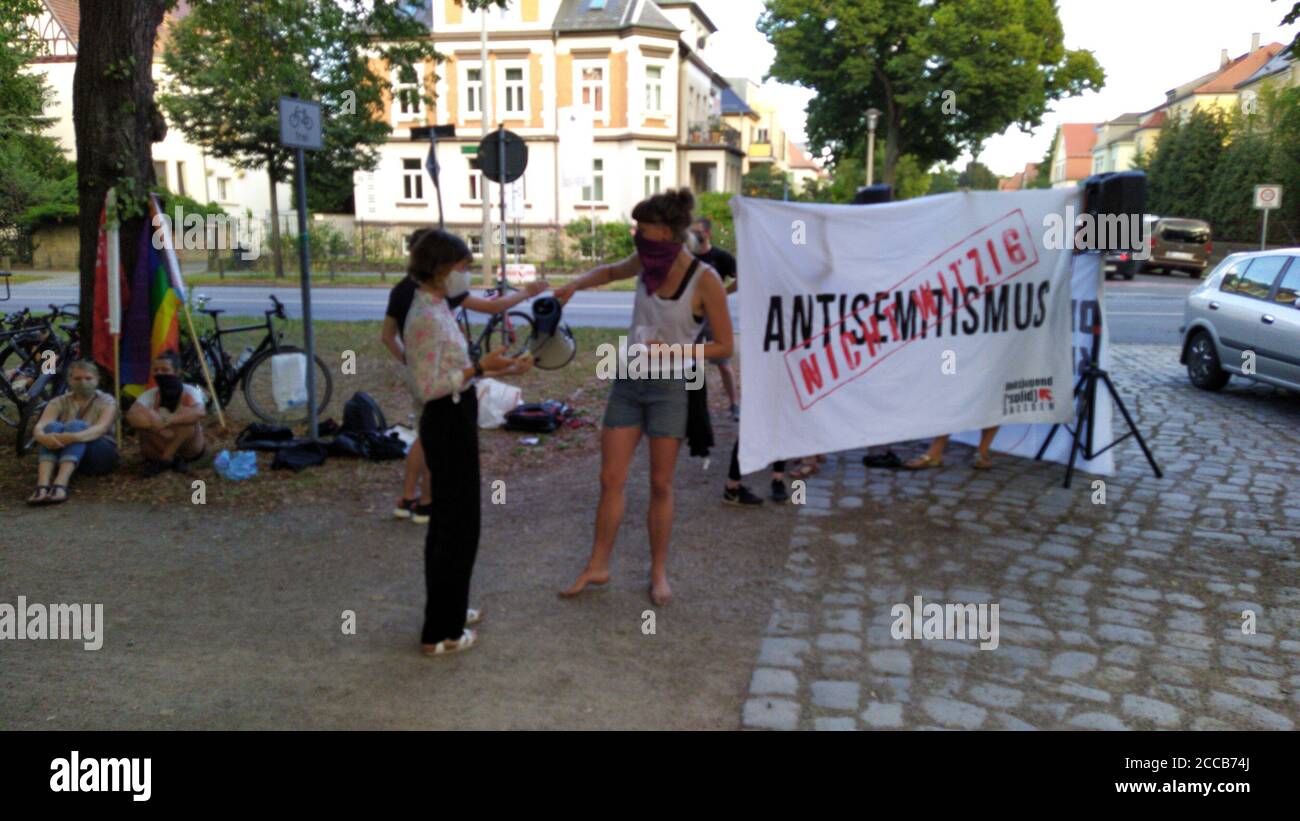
[[125, 350, 207, 475], [382, 227, 548, 525], [905, 427, 999, 471], [28, 360, 120, 505]]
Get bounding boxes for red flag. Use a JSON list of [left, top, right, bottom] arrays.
[[92, 193, 128, 372]]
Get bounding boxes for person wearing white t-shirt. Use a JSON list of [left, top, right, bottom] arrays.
[[126, 350, 207, 475]]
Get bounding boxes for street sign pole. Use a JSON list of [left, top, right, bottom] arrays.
[[498, 125, 508, 289], [1254, 184, 1282, 251], [1262, 208, 1269, 252], [294, 145, 318, 442], [279, 95, 323, 441]]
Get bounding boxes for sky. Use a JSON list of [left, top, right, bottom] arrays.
[[695, 0, 1300, 176]]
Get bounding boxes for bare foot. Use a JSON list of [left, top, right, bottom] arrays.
[[559, 568, 610, 598], [650, 577, 672, 606]]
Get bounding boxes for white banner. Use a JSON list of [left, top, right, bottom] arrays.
[[733, 190, 1082, 474], [953, 252, 1114, 474]]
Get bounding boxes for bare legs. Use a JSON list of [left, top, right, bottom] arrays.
[[134, 407, 204, 463], [402, 438, 433, 505], [716, 361, 737, 408], [561, 426, 682, 604], [906, 427, 999, 469]]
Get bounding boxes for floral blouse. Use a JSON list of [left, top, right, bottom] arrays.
[[403, 288, 472, 403]]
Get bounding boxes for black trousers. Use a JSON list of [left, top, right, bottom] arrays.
[[728, 441, 785, 482], [419, 389, 480, 645]]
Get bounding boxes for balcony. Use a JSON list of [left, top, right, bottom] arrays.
[[686, 122, 740, 150], [748, 142, 773, 158]]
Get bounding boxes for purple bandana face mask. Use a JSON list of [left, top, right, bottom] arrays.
[[634, 231, 683, 294]]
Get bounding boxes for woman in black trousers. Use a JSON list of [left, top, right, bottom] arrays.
[[403, 230, 532, 655]]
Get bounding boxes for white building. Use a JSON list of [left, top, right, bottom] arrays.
[[353, 0, 743, 259]]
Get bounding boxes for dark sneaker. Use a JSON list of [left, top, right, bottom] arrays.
[[412, 503, 433, 525], [723, 484, 763, 508], [770, 479, 789, 503], [393, 498, 416, 519], [730, 404, 740, 422], [863, 450, 902, 469]]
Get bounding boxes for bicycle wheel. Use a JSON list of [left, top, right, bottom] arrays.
[[16, 397, 47, 456], [241, 346, 333, 425], [491, 311, 534, 357]]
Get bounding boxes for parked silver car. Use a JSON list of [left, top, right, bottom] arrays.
[[1180, 249, 1300, 392]]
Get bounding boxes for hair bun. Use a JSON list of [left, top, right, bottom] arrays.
[[670, 188, 695, 211]]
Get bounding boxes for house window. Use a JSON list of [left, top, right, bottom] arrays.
[[582, 159, 604, 202], [175, 161, 187, 196], [153, 161, 167, 186], [645, 65, 663, 113], [468, 170, 482, 202], [580, 65, 605, 113], [503, 66, 525, 115], [465, 67, 482, 115], [394, 63, 424, 119], [644, 157, 662, 197], [504, 234, 527, 256], [217, 177, 230, 201], [403, 158, 424, 201], [756, 127, 769, 144], [468, 233, 483, 255]]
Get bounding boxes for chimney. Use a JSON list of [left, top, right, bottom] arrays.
[[1221, 49, 1230, 67], [1251, 32, 1260, 51]]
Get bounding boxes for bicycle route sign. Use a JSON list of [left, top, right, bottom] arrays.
[[279, 97, 322, 151]]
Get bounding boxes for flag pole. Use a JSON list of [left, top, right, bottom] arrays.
[[104, 188, 123, 444], [113, 334, 122, 443], [150, 196, 226, 431]]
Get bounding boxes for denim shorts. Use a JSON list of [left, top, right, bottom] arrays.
[[602, 377, 689, 439]]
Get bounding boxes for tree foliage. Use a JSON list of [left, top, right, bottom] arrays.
[[1145, 109, 1228, 223], [0, 0, 76, 261], [958, 160, 999, 190], [759, 0, 1104, 185]]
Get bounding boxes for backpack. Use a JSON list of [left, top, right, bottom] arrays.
[[503, 400, 574, 433], [341, 391, 386, 434], [236, 422, 296, 451]]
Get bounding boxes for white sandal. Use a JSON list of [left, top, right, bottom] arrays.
[[466, 608, 483, 626], [422, 628, 477, 656]]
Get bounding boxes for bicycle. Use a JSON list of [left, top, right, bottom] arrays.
[[180, 293, 332, 424], [454, 279, 537, 361], [3, 305, 81, 455]]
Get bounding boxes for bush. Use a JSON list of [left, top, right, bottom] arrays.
[[695, 192, 735, 252], [563, 218, 633, 264]]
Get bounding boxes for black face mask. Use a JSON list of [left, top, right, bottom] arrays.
[[155, 373, 183, 412]]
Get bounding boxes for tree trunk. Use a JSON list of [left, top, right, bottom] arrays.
[[883, 120, 901, 187], [267, 168, 285, 278], [73, 0, 171, 360]]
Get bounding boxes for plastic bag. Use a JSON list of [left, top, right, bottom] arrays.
[[271, 352, 309, 412], [475, 378, 522, 429], [214, 449, 258, 481]]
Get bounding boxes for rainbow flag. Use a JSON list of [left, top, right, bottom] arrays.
[[120, 200, 186, 397]]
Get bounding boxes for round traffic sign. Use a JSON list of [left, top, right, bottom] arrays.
[[1260, 188, 1276, 203], [478, 129, 528, 184]]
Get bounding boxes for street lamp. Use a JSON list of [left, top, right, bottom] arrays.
[[865, 108, 881, 186]]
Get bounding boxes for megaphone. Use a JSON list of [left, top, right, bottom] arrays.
[[528, 296, 576, 370]]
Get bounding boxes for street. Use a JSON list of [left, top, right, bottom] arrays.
[[2, 271, 1198, 344]]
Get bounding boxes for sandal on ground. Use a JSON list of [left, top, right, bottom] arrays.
[[422, 628, 477, 657], [47, 484, 69, 504], [27, 485, 51, 505], [903, 454, 944, 470], [973, 454, 994, 470], [466, 608, 483, 626]]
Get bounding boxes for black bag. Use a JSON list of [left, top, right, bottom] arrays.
[[341, 391, 386, 434], [328, 429, 408, 462], [236, 422, 295, 451], [503, 400, 574, 433], [271, 441, 328, 472]]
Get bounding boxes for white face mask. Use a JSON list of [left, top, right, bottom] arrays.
[[444, 267, 471, 298]]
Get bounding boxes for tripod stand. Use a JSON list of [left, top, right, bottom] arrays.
[[1035, 291, 1163, 488]]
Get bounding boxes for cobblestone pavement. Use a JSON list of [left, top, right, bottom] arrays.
[[742, 344, 1300, 730]]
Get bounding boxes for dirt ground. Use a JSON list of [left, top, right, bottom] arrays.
[[0, 408, 797, 730]]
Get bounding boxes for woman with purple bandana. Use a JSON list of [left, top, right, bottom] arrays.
[[554, 189, 733, 605]]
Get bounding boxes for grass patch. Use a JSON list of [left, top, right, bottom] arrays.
[[2, 273, 52, 287], [0, 320, 638, 513]]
